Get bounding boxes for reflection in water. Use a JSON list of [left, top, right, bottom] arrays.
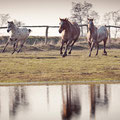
[[9, 86, 28, 117], [61, 85, 81, 120], [47, 85, 49, 105], [90, 84, 109, 119], [0, 84, 119, 120], [0, 86, 28, 120]]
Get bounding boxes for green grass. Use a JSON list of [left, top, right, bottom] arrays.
[[0, 47, 120, 83]]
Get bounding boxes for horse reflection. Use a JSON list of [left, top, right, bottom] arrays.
[[9, 86, 28, 116], [61, 85, 81, 120], [90, 84, 109, 119]]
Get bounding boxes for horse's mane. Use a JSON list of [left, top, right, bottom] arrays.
[[65, 19, 74, 29]]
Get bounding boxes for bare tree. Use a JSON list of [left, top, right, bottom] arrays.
[[89, 10, 100, 24], [104, 12, 112, 25], [82, 1, 93, 23], [103, 12, 112, 43], [70, 1, 99, 36], [71, 2, 83, 36], [103, 10, 120, 39], [0, 14, 10, 27], [71, 2, 83, 24], [71, 1, 93, 24], [13, 19, 25, 27], [111, 10, 120, 38]]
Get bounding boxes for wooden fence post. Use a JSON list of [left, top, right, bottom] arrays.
[[45, 26, 49, 44], [108, 27, 111, 44], [86, 25, 88, 33], [81, 26, 83, 37]]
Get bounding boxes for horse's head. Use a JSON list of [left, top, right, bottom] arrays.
[[7, 21, 15, 32], [88, 18, 94, 32], [59, 18, 68, 33]]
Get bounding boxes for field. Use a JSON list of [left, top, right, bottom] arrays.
[[0, 39, 120, 84]]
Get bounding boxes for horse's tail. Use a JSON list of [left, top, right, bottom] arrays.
[[28, 29, 31, 33]]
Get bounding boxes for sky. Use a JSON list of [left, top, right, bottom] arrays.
[[0, 0, 120, 36], [0, 0, 72, 26]]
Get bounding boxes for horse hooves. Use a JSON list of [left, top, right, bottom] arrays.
[[17, 50, 20, 53], [60, 52, 63, 55], [62, 54, 67, 57], [2, 50, 5, 53], [68, 52, 71, 54], [12, 51, 16, 54], [103, 53, 107, 56]]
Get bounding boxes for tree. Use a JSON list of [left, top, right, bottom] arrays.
[[103, 12, 112, 43], [71, 1, 92, 24], [89, 10, 100, 24], [13, 19, 25, 27], [104, 12, 112, 25], [82, 1, 93, 23], [70, 1, 99, 36], [111, 10, 120, 38], [0, 14, 10, 27], [104, 10, 120, 38], [71, 1, 99, 24], [111, 10, 120, 25]]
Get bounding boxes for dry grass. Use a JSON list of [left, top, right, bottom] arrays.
[[0, 44, 120, 83]]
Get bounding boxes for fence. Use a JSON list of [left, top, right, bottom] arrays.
[[106, 25, 120, 43], [0, 25, 120, 44]]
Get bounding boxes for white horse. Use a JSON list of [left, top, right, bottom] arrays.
[[87, 19, 108, 57], [2, 21, 31, 54]]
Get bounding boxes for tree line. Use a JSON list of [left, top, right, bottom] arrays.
[[70, 1, 120, 38], [0, 14, 24, 27], [0, 1, 120, 38]]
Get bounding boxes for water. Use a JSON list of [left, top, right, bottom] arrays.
[[0, 84, 120, 120]]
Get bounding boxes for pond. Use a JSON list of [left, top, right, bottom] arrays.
[[0, 83, 120, 120]]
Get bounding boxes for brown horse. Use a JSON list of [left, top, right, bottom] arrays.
[[87, 18, 108, 57], [59, 18, 80, 57]]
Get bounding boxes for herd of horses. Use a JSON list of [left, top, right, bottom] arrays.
[[2, 18, 108, 57]]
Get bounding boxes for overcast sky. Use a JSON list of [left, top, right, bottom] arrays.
[[0, 0, 72, 26], [0, 0, 120, 25], [0, 0, 120, 26], [0, 0, 120, 36]]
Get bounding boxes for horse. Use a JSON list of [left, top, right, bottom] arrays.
[[2, 21, 31, 54], [59, 18, 80, 57], [87, 18, 108, 57]]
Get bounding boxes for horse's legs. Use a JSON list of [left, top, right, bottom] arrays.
[[2, 38, 11, 53], [17, 40, 25, 53], [103, 39, 107, 55], [63, 41, 71, 57], [96, 43, 99, 56], [68, 39, 77, 54], [12, 40, 18, 54], [2, 42, 9, 53], [88, 42, 91, 48], [89, 42, 95, 57], [12, 42, 16, 54], [60, 40, 64, 55]]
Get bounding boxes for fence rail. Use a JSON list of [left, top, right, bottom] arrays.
[[0, 24, 88, 44], [0, 24, 120, 44]]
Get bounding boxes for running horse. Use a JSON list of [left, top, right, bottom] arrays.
[[59, 18, 80, 57], [87, 18, 108, 57], [2, 21, 31, 54]]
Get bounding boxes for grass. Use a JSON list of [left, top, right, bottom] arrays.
[[0, 44, 120, 83]]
